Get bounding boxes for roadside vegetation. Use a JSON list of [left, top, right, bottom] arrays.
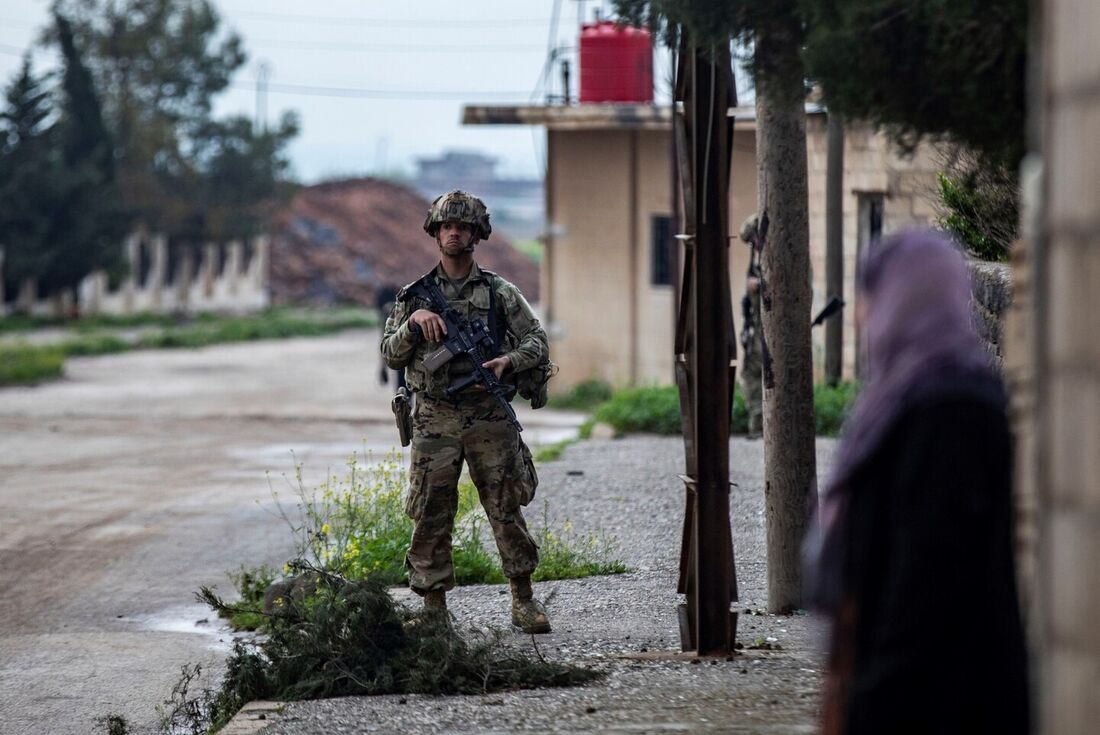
[[222, 453, 626, 632], [542, 379, 858, 444], [159, 570, 600, 734], [166, 453, 614, 732], [0, 308, 377, 386]]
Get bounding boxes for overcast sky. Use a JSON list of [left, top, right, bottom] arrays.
[[0, 0, 683, 183]]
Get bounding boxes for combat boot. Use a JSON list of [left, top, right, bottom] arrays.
[[423, 589, 447, 612], [405, 589, 448, 631], [510, 576, 551, 634]]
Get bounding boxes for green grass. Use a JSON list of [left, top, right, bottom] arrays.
[[0, 311, 179, 334], [0, 308, 378, 386], [0, 343, 65, 385], [58, 333, 132, 356], [583, 382, 859, 437]]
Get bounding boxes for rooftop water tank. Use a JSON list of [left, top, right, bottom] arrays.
[[579, 21, 653, 104]]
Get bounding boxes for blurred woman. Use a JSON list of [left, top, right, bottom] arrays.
[[806, 230, 1029, 735]]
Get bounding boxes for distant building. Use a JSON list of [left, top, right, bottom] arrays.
[[412, 149, 544, 241]]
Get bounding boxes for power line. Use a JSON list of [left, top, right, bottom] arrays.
[[230, 79, 530, 101], [223, 9, 552, 29], [249, 38, 542, 54]]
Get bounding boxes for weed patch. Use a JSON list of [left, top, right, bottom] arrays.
[[0, 343, 65, 385], [94, 713, 130, 735], [227, 453, 626, 630], [533, 438, 576, 463]]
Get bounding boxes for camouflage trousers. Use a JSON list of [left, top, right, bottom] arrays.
[[404, 392, 539, 594], [741, 340, 763, 435]]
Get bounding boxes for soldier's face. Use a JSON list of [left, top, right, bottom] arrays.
[[438, 221, 477, 255]]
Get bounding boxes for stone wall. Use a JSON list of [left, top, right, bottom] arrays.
[[968, 259, 1013, 361]]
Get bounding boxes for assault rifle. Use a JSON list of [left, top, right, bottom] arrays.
[[407, 278, 523, 432]]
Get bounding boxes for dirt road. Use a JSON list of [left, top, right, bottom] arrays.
[[0, 330, 581, 734]]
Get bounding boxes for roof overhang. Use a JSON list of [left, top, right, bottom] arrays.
[[462, 103, 824, 131], [462, 104, 673, 130]]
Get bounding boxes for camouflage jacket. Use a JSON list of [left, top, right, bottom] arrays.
[[380, 262, 549, 399]]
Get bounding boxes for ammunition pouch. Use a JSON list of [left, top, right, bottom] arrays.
[[512, 360, 558, 410]]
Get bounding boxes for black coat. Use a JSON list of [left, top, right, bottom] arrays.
[[836, 395, 1029, 735]]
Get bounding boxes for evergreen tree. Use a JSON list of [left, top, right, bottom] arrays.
[[44, 12, 127, 296], [0, 57, 60, 302], [801, 0, 1028, 167]]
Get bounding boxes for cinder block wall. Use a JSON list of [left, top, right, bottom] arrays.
[[1025, 0, 1100, 731]]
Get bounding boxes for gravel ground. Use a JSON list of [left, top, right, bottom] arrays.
[[256, 434, 839, 735]]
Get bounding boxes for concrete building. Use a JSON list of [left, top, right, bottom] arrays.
[[463, 103, 943, 389]]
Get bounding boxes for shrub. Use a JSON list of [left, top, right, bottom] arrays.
[[593, 385, 682, 435], [815, 382, 860, 437], [588, 383, 859, 437], [547, 379, 613, 410], [0, 343, 65, 385], [935, 150, 1018, 262], [172, 570, 601, 732]]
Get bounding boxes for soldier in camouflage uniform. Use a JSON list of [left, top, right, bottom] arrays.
[[380, 190, 552, 634], [740, 214, 764, 437]]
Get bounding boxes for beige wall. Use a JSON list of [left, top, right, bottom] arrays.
[[546, 129, 635, 387], [546, 117, 943, 390]]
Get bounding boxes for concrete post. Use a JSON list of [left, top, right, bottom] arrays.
[[201, 243, 217, 299], [149, 234, 168, 309], [122, 232, 140, 313], [226, 240, 243, 297]]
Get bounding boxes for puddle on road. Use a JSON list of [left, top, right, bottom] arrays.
[[126, 604, 245, 652]]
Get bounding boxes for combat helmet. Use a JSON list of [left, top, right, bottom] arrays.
[[423, 189, 492, 241]]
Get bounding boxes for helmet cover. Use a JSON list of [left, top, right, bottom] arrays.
[[423, 189, 492, 240]]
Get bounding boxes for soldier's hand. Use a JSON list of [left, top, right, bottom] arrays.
[[747, 276, 760, 294], [481, 355, 512, 379], [410, 309, 447, 342]]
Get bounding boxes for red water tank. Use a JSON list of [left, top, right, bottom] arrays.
[[579, 21, 653, 104]]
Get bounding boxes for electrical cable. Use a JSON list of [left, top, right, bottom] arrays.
[[248, 38, 542, 54], [229, 79, 530, 101], [222, 9, 551, 29]]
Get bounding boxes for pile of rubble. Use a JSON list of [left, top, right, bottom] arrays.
[[269, 178, 539, 307]]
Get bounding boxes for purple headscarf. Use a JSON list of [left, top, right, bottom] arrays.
[[805, 229, 1002, 613]]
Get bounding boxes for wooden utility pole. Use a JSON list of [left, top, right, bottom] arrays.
[[673, 39, 738, 656], [824, 114, 845, 386]]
